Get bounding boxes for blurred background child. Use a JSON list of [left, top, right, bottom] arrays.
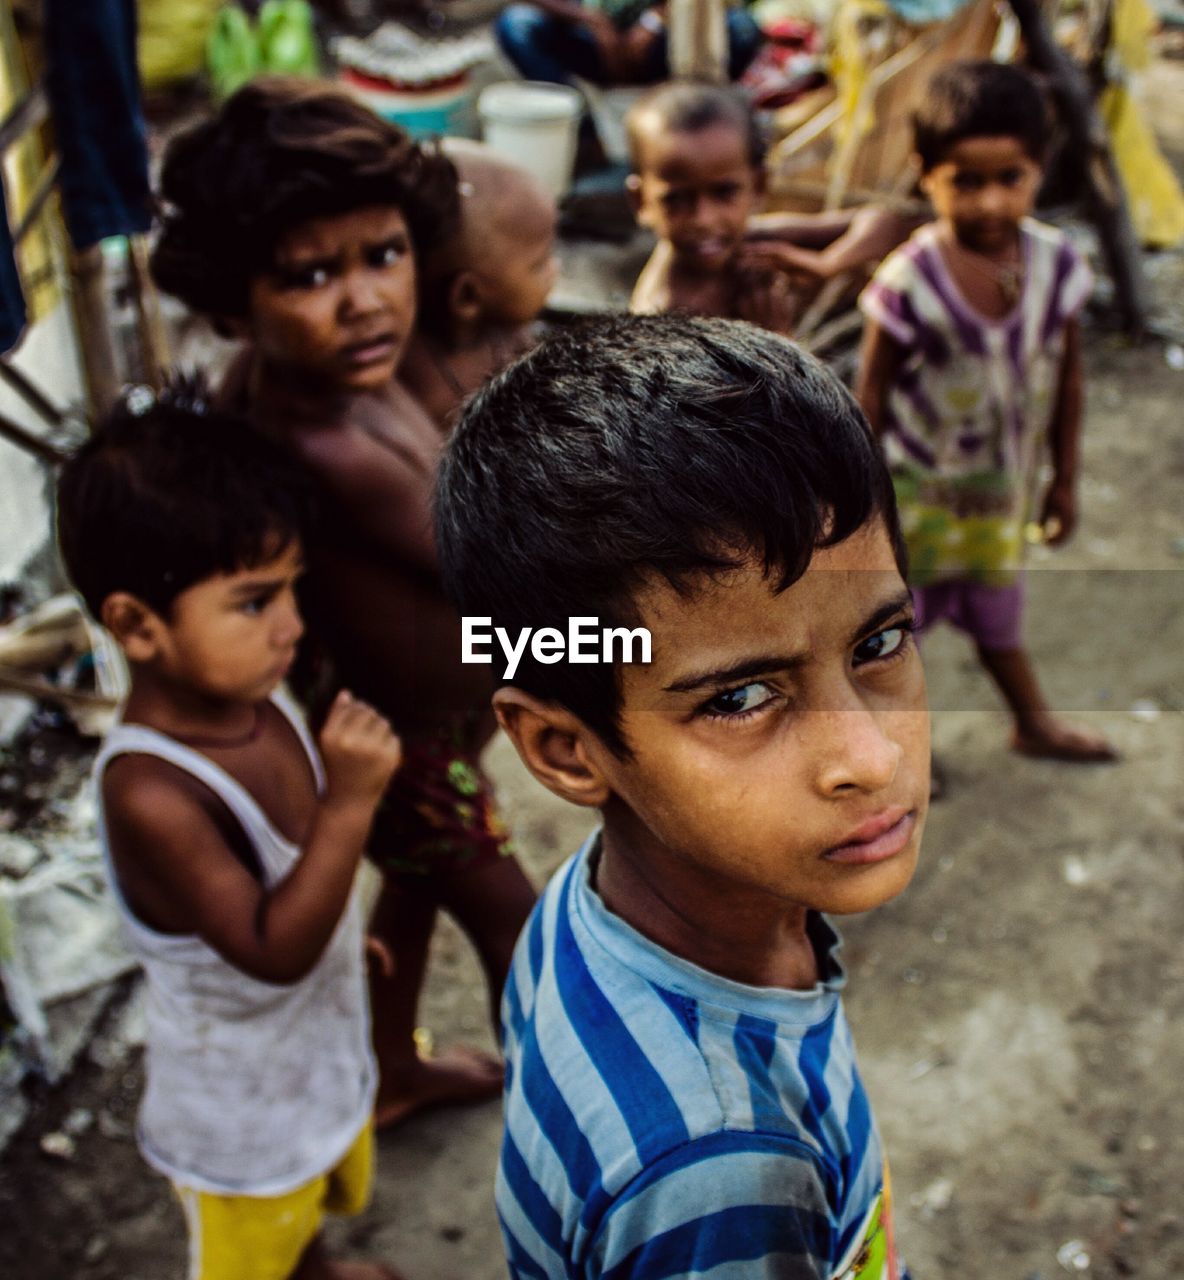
[[627, 82, 913, 332], [401, 140, 558, 431], [857, 60, 1116, 766]]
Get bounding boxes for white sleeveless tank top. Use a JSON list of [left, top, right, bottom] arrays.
[[94, 690, 376, 1196]]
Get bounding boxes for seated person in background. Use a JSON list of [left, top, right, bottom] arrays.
[[436, 313, 927, 1279], [401, 140, 558, 432], [628, 82, 918, 332], [495, 0, 762, 92], [57, 391, 403, 1280], [151, 79, 538, 1130]]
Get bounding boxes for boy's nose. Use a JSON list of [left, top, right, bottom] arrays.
[[812, 704, 903, 796], [340, 268, 384, 317]]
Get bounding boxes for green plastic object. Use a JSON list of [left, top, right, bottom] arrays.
[[206, 5, 260, 101], [257, 0, 319, 78], [206, 2, 318, 102]]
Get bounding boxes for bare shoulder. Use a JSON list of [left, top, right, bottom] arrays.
[[102, 753, 223, 850], [301, 389, 438, 483]]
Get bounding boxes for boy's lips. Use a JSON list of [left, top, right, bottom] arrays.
[[340, 333, 398, 366], [823, 808, 915, 865]]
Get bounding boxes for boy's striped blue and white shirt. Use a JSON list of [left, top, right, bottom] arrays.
[[497, 835, 899, 1280]]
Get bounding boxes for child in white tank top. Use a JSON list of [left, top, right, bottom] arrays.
[[57, 388, 404, 1280]]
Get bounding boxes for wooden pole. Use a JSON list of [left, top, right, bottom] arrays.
[[1005, 0, 1148, 334]]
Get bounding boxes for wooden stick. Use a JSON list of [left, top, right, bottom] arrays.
[[126, 236, 170, 389], [68, 244, 120, 421]]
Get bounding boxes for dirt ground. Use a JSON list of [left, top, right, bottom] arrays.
[[2, 246, 1184, 1280]]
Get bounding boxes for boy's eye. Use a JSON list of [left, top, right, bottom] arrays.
[[701, 681, 775, 720], [662, 190, 694, 214], [711, 182, 742, 202], [281, 264, 332, 290], [370, 237, 409, 268], [999, 167, 1026, 187], [854, 623, 913, 666], [953, 173, 984, 192]]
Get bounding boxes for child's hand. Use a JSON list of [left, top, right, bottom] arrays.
[[318, 690, 402, 815], [737, 240, 824, 284], [1040, 481, 1077, 546]]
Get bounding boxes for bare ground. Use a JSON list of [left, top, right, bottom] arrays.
[[0, 315, 1182, 1279]]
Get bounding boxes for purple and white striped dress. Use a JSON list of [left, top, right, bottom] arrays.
[[859, 218, 1092, 582]]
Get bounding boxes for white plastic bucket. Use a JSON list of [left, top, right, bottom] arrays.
[[477, 81, 582, 198]]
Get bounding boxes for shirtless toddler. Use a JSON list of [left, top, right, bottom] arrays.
[[627, 81, 915, 332], [402, 140, 558, 431]]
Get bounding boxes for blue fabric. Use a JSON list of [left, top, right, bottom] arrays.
[[43, 0, 151, 249], [495, 3, 764, 88], [0, 194, 26, 354], [496, 834, 891, 1279]]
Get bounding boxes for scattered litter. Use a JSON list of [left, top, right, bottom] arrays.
[[1063, 855, 1090, 886], [97, 1110, 131, 1141], [1136, 1134, 1157, 1152], [1129, 698, 1162, 722], [911, 1176, 954, 1218], [1056, 1240, 1091, 1272], [902, 967, 924, 985], [62, 1106, 94, 1137], [0, 833, 40, 878], [931, 925, 948, 943], [938, 855, 956, 872], [1172, 537, 1184, 557], [1164, 343, 1184, 370], [84, 1236, 109, 1263], [39, 1130, 76, 1160], [908, 1057, 937, 1080], [332, 23, 494, 87]]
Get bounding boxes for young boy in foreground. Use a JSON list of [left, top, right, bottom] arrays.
[[628, 82, 915, 332], [152, 79, 537, 1125], [436, 314, 928, 1278], [857, 60, 1114, 763], [401, 140, 558, 431], [56, 392, 402, 1280]]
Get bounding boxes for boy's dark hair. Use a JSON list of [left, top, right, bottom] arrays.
[[57, 381, 313, 619], [436, 314, 903, 756], [913, 60, 1050, 172], [151, 77, 459, 318], [626, 82, 766, 172]]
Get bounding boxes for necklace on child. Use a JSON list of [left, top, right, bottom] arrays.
[[173, 703, 265, 750], [944, 234, 1025, 308]]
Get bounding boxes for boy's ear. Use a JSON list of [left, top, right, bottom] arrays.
[[99, 592, 165, 663], [493, 688, 611, 810], [449, 271, 484, 326]]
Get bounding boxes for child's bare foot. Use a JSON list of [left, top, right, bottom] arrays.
[[374, 1044, 503, 1130], [1012, 719, 1118, 763]]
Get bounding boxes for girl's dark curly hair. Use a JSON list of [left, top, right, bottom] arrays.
[[151, 77, 460, 317]]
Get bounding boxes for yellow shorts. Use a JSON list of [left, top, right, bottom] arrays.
[[175, 1123, 374, 1280]]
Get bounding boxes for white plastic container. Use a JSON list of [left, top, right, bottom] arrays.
[[477, 81, 582, 198]]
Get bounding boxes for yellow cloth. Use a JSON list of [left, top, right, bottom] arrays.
[[175, 1122, 374, 1280], [138, 0, 223, 89], [1100, 0, 1184, 248]]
